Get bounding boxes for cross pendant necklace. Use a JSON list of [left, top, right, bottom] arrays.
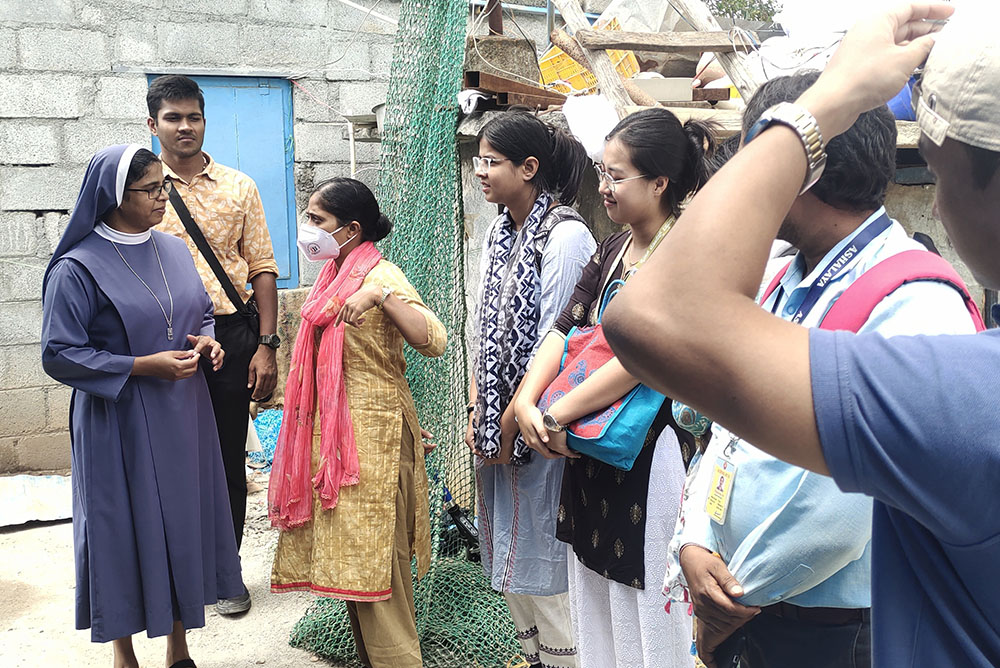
[[111, 236, 175, 341]]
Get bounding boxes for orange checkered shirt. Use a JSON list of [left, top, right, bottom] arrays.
[[158, 152, 279, 316]]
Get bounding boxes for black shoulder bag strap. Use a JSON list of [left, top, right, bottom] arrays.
[[167, 187, 256, 319]]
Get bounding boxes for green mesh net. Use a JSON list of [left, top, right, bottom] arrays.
[[288, 1, 522, 665]]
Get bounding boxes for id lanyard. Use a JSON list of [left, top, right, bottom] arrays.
[[623, 216, 675, 281], [705, 436, 740, 524], [769, 212, 892, 323], [600, 216, 677, 322], [710, 216, 890, 526]]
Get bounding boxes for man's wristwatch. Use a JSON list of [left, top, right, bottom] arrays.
[[377, 286, 393, 309], [259, 333, 281, 349], [542, 410, 565, 433], [744, 101, 827, 195]]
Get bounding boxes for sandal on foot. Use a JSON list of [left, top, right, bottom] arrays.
[[169, 660, 197, 668]]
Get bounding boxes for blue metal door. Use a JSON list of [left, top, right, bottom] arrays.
[[149, 75, 298, 289]]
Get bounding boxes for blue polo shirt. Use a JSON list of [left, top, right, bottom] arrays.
[[810, 316, 1000, 667]]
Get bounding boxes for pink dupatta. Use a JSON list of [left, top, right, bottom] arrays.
[[269, 241, 382, 530]]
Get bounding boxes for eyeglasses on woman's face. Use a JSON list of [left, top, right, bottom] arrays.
[[472, 156, 508, 174], [593, 164, 647, 193], [125, 179, 173, 200]]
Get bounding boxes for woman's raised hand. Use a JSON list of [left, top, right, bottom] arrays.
[[335, 285, 381, 328], [186, 334, 224, 371]]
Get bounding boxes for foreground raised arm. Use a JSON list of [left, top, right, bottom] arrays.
[[602, 3, 953, 474]]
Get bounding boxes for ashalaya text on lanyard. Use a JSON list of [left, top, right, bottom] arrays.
[[707, 216, 892, 525], [770, 212, 892, 323]]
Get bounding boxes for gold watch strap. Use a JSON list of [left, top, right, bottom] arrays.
[[746, 102, 827, 195], [377, 286, 392, 309]]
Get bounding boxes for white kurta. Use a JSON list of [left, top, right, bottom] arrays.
[[567, 427, 695, 668]]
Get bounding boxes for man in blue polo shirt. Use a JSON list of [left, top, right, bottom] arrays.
[[602, 3, 1000, 666]]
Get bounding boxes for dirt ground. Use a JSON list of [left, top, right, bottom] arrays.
[[0, 473, 339, 668]]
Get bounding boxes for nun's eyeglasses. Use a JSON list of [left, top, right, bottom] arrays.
[[125, 180, 173, 200]]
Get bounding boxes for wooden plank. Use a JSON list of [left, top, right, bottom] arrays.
[[550, 29, 591, 69], [551, 0, 632, 118], [623, 79, 659, 106], [504, 92, 564, 109], [550, 30, 659, 107], [692, 88, 731, 102], [620, 107, 922, 149], [464, 71, 566, 102], [575, 29, 749, 54], [625, 105, 743, 137], [668, 0, 761, 100]]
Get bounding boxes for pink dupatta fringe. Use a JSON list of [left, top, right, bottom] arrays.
[[269, 241, 383, 530]]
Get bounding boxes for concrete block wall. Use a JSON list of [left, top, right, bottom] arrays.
[[0, 1, 578, 472], [0, 0, 406, 473]]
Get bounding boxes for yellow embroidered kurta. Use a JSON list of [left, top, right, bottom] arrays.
[[270, 260, 447, 601], [157, 152, 279, 315]]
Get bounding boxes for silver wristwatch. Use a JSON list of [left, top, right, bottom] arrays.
[[744, 102, 827, 195], [542, 410, 565, 433]]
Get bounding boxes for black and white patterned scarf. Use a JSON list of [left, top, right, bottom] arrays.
[[474, 192, 555, 463]]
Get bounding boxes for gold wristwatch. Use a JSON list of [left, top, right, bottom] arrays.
[[377, 286, 393, 309]]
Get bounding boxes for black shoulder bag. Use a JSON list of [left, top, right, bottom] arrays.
[[167, 188, 260, 329]]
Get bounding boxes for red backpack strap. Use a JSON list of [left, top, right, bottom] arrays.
[[819, 249, 986, 333], [760, 261, 792, 306]]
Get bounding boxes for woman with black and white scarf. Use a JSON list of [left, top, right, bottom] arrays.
[[468, 110, 595, 668]]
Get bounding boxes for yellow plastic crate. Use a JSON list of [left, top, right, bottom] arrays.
[[539, 17, 639, 95]]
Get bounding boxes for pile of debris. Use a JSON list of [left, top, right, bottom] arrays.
[[463, 0, 762, 121]]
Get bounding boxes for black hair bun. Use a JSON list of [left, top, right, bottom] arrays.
[[372, 212, 393, 242]]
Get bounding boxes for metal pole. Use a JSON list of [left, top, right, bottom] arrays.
[[348, 121, 357, 178], [546, 0, 555, 39], [485, 0, 504, 35]]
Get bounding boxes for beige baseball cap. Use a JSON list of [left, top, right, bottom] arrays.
[[916, 8, 1000, 152]]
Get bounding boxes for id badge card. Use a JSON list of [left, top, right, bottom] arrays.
[[705, 456, 737, 525]]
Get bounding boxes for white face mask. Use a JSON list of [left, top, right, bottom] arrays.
[[297, 224, 356, 262]]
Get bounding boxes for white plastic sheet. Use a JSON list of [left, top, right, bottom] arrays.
[[562, 94, 620, 162], [0, 474, 72, 527]]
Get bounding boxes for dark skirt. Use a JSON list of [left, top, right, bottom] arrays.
[[556, 404, 693, 588]]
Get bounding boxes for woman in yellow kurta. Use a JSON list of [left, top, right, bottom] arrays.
[[269, 177, 446, 668]]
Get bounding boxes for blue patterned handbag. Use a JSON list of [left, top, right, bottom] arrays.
[[536, 279, 666, 470]]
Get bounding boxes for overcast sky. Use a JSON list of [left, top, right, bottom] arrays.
[[774, 0, 991, 37]]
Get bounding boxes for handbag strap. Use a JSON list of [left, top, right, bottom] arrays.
[[593, 220, 676, 325], [167, 187, 250, 316], [596, 278, 626, 323]]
